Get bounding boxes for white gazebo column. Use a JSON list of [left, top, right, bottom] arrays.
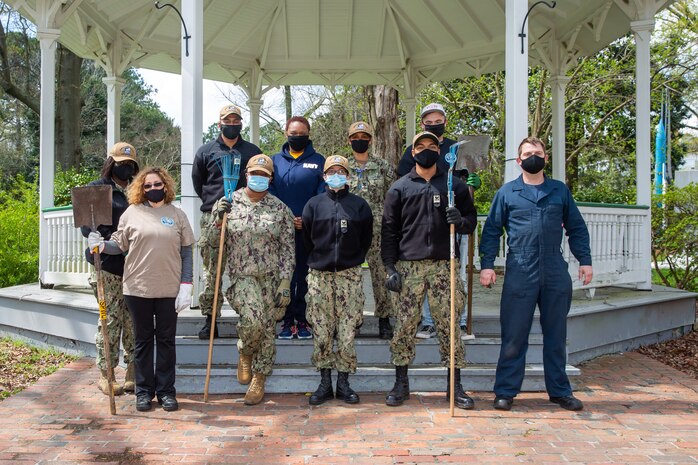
[[402, 98, 417, 145], [37, 28, 60, 285], [102, 76, 124, 149], [180, 1, 204, 302], [504, 0, 529, 182], [247, 98, 263, 146], [632, 19, 655, 290], [550, 75, 570, 181]]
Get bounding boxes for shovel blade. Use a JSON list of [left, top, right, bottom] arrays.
[[71, 185, 113, 230], [455, 135, 491, 173]]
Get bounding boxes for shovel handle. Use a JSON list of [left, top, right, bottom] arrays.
[[204, 212, 227, 402], [93, 248, 117, 415]]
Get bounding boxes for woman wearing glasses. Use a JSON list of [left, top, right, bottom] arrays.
[[89, 167, 194, 413], [80, 142, 140, 397]]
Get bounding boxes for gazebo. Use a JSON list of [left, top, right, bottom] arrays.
[[4, 0, 697, 394], [9, 0, 672, 293]]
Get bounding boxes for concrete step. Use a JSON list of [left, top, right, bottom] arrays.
[[175, 334, 546, 366], [175, 310, 543, 338], [175, 364, 580, 394]]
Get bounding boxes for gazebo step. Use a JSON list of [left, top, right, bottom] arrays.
[[175, 364, 580, 394], [175, 334, 547, 366]]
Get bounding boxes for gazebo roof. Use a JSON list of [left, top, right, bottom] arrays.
[[14, 0, 674, 92]]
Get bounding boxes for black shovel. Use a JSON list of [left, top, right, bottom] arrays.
[[71, 185, 117, 415]]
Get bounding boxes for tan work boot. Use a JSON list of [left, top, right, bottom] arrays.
[[244, 373, 266, 405], [98, 368, 124, 396], [122, 363, 135, 393], [237, 353, 253, 385]]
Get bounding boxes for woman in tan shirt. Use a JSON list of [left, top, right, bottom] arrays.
[[89, 167, 194, 413]]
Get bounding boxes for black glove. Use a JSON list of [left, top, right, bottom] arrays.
[[446, 206, 462, 225], [385, 264, 402, 293], [214, 197, 232, 219]]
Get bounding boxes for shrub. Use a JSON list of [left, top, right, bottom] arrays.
[[0, 177, 39, 287], [651, 183, 698, 292], [54, 166, 99, 207]]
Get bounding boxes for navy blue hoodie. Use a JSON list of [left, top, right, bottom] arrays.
[[269, 141, 326, 216]]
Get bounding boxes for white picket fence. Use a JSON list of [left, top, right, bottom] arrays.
[[40, 204, 652, 294]]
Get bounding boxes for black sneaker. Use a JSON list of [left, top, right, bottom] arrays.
[[277, 322, 294, 339], [198, 315, 219, 340], [158, 395, 179, 412], [549, 395, 583, 411]]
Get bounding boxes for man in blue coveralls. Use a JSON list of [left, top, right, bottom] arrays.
[[479, 137, 593, 412]]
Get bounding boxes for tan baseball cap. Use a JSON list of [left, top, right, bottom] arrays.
[[324, 155, 350, 173], [219, 104, 242, 120], [348, 121, 373, 138], [412, 131, 440, 147], [108, 142, 137, 163], [247, 154, 273, 176]]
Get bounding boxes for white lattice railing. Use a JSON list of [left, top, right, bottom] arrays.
[[40, 203, 652, 293]]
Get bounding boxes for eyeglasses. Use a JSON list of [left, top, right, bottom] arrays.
[[326, 169, 348, 176], [143, 181, 164, 190]]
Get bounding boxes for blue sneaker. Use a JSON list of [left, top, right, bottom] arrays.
[[296, 322, 313, 339], [278, 323, 294, 339]]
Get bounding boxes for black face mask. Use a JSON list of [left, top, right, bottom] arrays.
[[424, 123, 445, 137], [287, 135, 310, 152], [350, 139, 370, 154], [221, 124, 242, 140], [144, 188, 166, 203], [520, 155, 546, 174], [414, 149, 440, 168], [112, 163, 136, 181]]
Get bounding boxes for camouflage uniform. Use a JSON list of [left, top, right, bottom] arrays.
[[89, 270, 134, 370], [306, 266, 365, 373], [203, 189, 295, 375], [347, 156, 394, 318], [390, 259, 466, 368], [198, 211, 226, 317]]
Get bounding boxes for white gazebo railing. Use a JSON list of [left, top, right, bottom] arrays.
[[40, 203, 651, 295]]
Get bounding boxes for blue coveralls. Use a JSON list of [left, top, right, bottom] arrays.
[[479, 175, 591, 398]]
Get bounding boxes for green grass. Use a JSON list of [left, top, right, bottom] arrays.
[[0, 337, 78, 400]]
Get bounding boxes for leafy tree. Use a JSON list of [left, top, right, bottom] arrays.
[[652, 184, 698, 291]]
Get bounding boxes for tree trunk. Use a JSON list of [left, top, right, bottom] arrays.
[[364, 85, 401, 171], [284, 85, 292, 121], [55, 43, 83, 170]]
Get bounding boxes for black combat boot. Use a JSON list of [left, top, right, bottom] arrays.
[[385, 365, 409, 406], [378, 317, 393, 340], [335, 372, 360, 404], [309, 368, 334, 405], [446, 368, 475, 410], [198, 315, 219, 340]]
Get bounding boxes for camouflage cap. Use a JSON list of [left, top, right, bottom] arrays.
[[348, 121, 373, 137], [108, 142, 137, 163], [324, 155, 350, 173], [247, 154, 273, 175], [219, 104, 242, 120]]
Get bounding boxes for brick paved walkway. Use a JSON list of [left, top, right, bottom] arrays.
[[0, 352, 697, 464]]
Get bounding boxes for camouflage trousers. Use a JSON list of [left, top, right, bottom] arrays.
[[226, 274, 280, 376], [306, 266, 364, 373], [89, 271, 134, 369], [198, 211, 227, 317], [390, 260, 467, 368], [366, 231, 393, 319]]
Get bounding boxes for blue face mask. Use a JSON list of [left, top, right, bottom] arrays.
[[247, 175, 270, 192], [325, 174, 347, 189]]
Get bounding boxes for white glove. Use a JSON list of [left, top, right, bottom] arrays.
[[87, 231, 105, 254], [175, 283, 193, 313]]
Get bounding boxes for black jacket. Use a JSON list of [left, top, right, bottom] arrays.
[[192, 135, 262, 212], [381, 167, 477, 267], [80, 177, 129, 276], [302, 187, 373, 272]]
